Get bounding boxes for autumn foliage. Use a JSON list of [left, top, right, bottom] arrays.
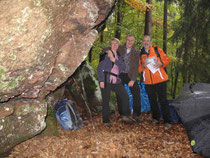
[[8, 113, 203, 158], [124, 0, 154, 11]]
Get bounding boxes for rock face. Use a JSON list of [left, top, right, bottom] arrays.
[[64, 61, 103, 115], [0, 0, 115, 153], [0, 99, 47, 152]]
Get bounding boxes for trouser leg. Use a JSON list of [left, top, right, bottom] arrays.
[[112, 84, 131, 116], [101, 84, 111, 123], [117, 73, 130, 115], [145, 84, 160, 120], [130, 81, 141, 116], [116, 95, 123, 116], [156, 82, 171, 123]]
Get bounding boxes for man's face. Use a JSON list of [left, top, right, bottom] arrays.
[[110, 40, 119, 52], [142, 36, 152, 50], [126, 36, 135, 49]]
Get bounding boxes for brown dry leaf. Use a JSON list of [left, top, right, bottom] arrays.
[[7, 113, 204, 158]]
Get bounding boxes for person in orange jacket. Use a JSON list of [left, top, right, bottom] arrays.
[[138, 35, 172, 128]]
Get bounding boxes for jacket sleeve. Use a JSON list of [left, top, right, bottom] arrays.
[[97, 62, 104, 82], [138, 54, 147, 72], [99, 47, 111, 62], [158, 48, 170, 68], [102, 47, 111, 53], [97, 55, 107, 82], [115, 55, 126, 73], [138, 58, 143, 72], [129, 50, 140, 81]]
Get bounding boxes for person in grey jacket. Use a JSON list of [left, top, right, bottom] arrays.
[[117, 34, 141, 122], [97, 38, 132, 126]]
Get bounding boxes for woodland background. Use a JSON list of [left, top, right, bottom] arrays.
[[87, 0, 210, 99]]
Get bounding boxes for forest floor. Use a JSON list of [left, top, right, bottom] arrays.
[[7, 112, 203, 158]]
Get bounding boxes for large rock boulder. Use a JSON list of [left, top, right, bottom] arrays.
[[0, 0, 116, 154], [0, 99, 47, 152]]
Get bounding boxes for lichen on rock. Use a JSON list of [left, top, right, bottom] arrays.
[[0, 0, 115, 154]]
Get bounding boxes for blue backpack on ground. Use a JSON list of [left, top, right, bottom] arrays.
[[54, 98, 83, 130]]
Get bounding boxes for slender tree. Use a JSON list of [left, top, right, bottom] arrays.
[[172, 0, 210, 86], [100, 23, 106, 43], [115, 1, 123, 39], [163, 0, 168, 53], [144, 0, 152, 36]]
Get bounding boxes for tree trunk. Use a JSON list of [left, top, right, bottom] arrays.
[[173, 48, 183, 98], [170, 62, 174, 97], [144, 0, 152, 36], [88, 22, 106, 62], [182, 48, 189, 83], [163, 0, 168, 53], [173, 70, 179, 99], [88, 47, 93, 62], [100, 23, 106, 43], [182, 34, 191, 84], [115, 0, 123, 39], [194, 36, 199, 82]]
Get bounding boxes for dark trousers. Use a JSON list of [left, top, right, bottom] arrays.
[[100, 83, 131, 123], [145, 81, 171, 123], [118, 73, 141, 116]]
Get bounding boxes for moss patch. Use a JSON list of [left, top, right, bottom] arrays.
[[0, 75, 25, 92], [0, 67, 5, 77], [40, 107, 58, 136]]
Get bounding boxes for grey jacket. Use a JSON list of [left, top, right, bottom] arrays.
[[118, 44, 140, 81], [97, 49, 126, 84]]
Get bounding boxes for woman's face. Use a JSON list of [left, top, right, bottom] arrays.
[[110, 40, 119, 52]]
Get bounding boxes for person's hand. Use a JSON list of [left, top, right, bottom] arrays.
[[106, 50, 115, 62], [100, 82, 104, 88], [128, 80, 135, 87], [154, 61, 163, 69], [142, 62, 147, 68]]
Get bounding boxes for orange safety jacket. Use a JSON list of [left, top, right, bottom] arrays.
[[138, 46, 170, 85]]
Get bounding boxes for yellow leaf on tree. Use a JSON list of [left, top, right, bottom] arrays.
[[124, 0, 154, 11]]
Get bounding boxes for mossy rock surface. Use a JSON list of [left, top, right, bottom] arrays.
[[40, 108, 58, 136]]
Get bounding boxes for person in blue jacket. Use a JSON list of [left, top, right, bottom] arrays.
[[97, 38, 133, 126]]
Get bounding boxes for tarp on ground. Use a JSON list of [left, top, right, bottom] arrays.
[[172, 83, 210, 158]]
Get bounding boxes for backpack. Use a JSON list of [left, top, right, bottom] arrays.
[[54, 98, 83, 130]]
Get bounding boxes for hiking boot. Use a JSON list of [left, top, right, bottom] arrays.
[[150, 119, 160, 124], [164, 123, 172, 129], [131, 116, 142, 123], [103, 122, 112, 128], [122, 116, 134, 124], [117, 115, 122, 120]]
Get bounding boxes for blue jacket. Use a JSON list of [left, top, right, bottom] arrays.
[[97, 51, 126, 84]]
